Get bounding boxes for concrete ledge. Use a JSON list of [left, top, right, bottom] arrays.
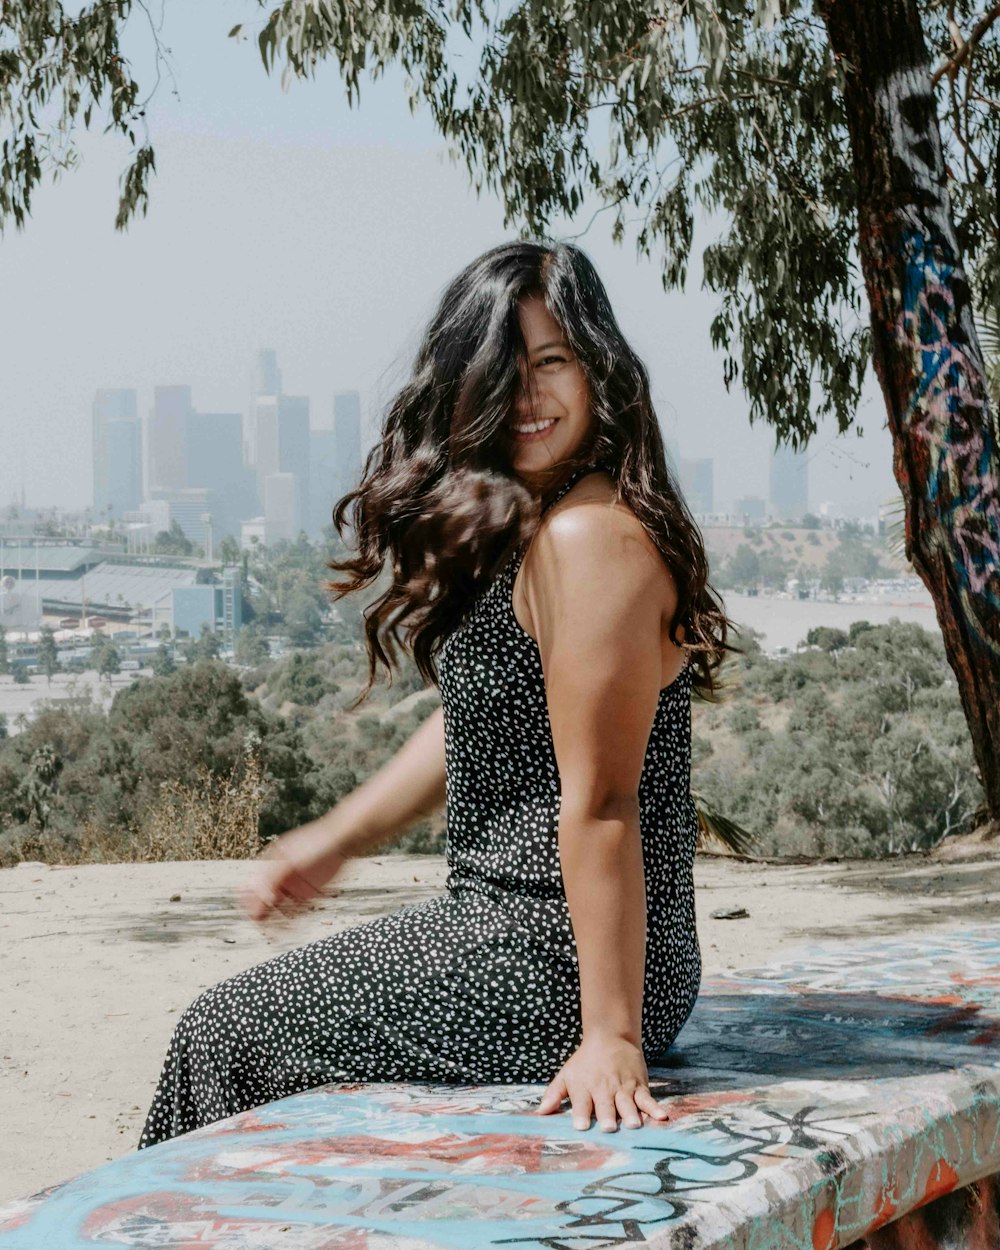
[[2, 925, 998, 1249]]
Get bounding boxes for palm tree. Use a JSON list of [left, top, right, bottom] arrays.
[[692, 790, 758, 858]]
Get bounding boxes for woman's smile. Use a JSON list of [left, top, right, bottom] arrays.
[[511, 416, 560, 442]]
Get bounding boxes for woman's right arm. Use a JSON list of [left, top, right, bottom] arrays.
[[239, 704, 447, 922]]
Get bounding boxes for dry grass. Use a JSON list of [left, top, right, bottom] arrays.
[[74, 741, 268, 864]]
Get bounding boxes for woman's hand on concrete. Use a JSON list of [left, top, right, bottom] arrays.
[[535, 1033, 670, 1131]]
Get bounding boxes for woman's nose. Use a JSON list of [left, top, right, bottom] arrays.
[[516, 375, 541, 421]]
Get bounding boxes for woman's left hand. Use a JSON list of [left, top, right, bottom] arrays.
[[535, 1033, 671, 1130]]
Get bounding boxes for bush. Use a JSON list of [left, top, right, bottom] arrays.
[[691, 621, 982, 858]]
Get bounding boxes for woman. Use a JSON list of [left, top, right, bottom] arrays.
[[138, 239, 737, 1149]]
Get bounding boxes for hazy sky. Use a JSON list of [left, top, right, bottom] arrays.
[[1, 1, 897, 517]]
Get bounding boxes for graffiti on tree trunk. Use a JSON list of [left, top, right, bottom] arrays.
[[875, 66, 1000, 653]]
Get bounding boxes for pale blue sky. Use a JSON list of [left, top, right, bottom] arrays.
[[0, 1, 895, 516]]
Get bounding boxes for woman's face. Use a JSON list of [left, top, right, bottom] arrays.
[[509, 292, 594, 485]]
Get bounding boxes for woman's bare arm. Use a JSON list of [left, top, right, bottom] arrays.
[[522, 497, 675, 1130], [239, 704, 447, 921], [322, 704, 447, 857]]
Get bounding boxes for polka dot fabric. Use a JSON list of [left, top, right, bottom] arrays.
[[137, 462, 701, 1150]]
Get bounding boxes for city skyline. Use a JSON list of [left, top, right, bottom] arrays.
[[87, 347, 363, 549], [1, 4, 897, 521], [86, 360, 812, 539]]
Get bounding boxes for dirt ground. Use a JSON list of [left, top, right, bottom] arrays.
[[2, 845, 999, 1205]]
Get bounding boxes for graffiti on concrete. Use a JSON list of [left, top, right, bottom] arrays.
[[2, 925, 999, 1249]]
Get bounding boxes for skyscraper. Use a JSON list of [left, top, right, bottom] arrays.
[[333, 390, 363, 500], [278, 395, 310, 536], [246, 348, 283, 467], [309, 428, 338, 537], [92, 388, 141, 520], [680, 457, 714, 514], [245, 351, 311, 536], [769, 440, 809, 521], [253, 395, 280, 489], [184, 411, 257, 541], [255, 348, 282, 398], [148, 385, 191, 494], [264, 472, 297, 545]]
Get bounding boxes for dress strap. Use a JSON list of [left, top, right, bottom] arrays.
[[540, 459, 611, 516], [505, 460, 611, 581]]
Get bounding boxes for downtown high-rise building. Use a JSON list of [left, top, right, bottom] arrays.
[[264, 472, 297, 545], [333, 389, 363, 494], [308, 428, 338, 536], [308, 389, 363, 537], [92, 388, 141, 520], [246, 348, 283, 468], [679, 456, 714, 515], [184, 410, 258, 541], [255, 394, 310, 538], [147, 385, 192, 495], [769, 440, 809, 521]]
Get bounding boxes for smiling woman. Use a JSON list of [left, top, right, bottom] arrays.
[[509, 299, 591, 465], [137, 239, 742, 1149]]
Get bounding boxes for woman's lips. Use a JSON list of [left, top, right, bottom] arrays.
[[512, 418, 559, 443]]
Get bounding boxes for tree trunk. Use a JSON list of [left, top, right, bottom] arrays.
[[821, 0, 1000, 835]]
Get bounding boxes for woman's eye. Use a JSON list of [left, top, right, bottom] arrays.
[[539, 355, 567, 366]]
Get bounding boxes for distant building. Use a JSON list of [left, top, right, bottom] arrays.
[[0, 545, 201, 631], [770, 441, 809, 521], [93, 389, 142, 521], [246, 349, 283, 466], [734, 495, 767, 522], [127, 499, 170, 537], [255, 348, 282, 398], [184, 410, 258, 540], [818, 499, 845, 522], [277, 396, 310, 535], [147, 386, 192, 495], [184, 411, 242, 493], [254, 394, 309, 535], [264, 473, 296, 545], [0, 542, 107, 631], [240, 516, 266, 549], [147, 487, 213, 550], [680, 457, 714, 514], [154, 567, 242, 646], [309, 428, 337, 537], [333, 390, 363, 499], [252, 395, 280, 487]]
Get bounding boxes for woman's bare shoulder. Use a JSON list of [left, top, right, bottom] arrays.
[[529, 471, 672, 602], [542, 470, 659, 558]]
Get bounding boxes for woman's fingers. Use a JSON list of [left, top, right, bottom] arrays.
[[634, 1086, 671, 1120], [536, 1074, 568, 1115], [278, 868, 321, 904], [569, 1086, 594, 1131], [242, 848, 324, 910], [592, 1091, 619, 1132], [539, 1083, 669, 1131], [237, 876, 278, 922], [614, 1087, 643, 1130]]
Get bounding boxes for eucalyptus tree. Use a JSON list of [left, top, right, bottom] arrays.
[[3, 1, 999, 828]]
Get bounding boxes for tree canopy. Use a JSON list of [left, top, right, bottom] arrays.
[[3, 2, 998, 439]]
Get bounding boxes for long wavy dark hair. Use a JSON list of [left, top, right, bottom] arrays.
[[326, 239, 742, 709]]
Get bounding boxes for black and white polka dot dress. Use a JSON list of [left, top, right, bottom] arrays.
[[137, 462, 701, 1149]]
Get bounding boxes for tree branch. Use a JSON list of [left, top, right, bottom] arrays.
[[931, 3, 1000, 88]]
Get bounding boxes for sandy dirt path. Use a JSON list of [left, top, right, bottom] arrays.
[[2, 850, 997, 1204]]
